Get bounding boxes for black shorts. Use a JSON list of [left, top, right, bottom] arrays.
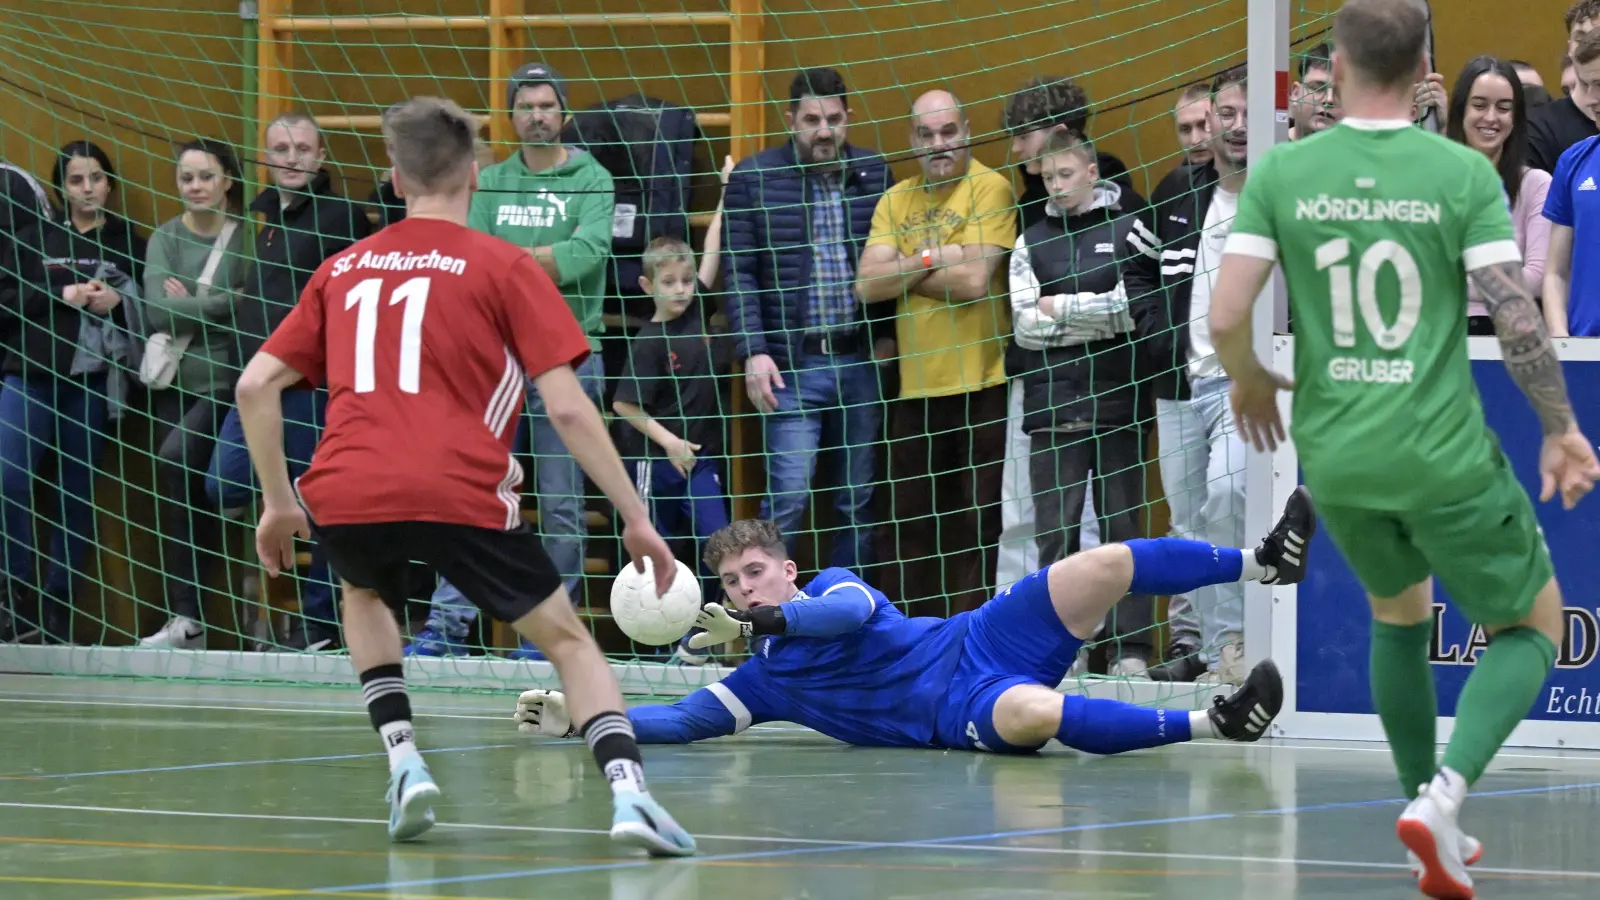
[[309, 519, 564, 623]]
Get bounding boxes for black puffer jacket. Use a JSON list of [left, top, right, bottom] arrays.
[[1007, 182, 1155, 433], [3, 212, 146, 377]]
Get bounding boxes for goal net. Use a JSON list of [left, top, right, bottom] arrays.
[[0, 0, 1338, 698]]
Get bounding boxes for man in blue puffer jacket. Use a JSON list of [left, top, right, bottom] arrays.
[[723, 67, 893, 571]]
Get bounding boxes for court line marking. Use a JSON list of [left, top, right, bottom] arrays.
[[0, 730, 808, 783], [304, 774, 1600, 892], [5, 692, 1597, 763], [0, 874, 527, 900], [1, 742, 525, 780], [13, 772, 1600, 896], [925, 842, 1600, 879], [0, 694, 800, 734], [0, 833, 615, 865], [1178, 739, 1600, 763], [0, 695, 506, 722], [0, 685, 496, 710], [0, 801, 884, 848], [13, 771, 1600, 854]]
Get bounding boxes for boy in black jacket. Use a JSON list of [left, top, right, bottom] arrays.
[[612, 236, 733, 659], [1007, 130, 1157, 675]]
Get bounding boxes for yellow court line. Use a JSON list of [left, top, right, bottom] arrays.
[[0, 876, 525, 900], [0, 833, 613, 865], [0, 876, 283, 895]]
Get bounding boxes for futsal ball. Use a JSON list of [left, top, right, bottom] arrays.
[[610, 556, 702, 646]]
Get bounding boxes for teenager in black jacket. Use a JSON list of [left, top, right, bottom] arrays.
[[0, 140, 146, 642], [1006, 131, 1158, 675]]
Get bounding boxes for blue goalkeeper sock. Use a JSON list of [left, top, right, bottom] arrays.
[[1125, 538, 1259, 597], [1056, 695, 1196, 755]]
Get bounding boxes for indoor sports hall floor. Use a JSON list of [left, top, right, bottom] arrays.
[[2, 675, 1598, 899]]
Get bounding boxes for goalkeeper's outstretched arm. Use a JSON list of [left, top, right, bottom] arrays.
[[515, 687, 754, 744]]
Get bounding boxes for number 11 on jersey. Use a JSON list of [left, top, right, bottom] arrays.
[[345, 276, 432, 394]]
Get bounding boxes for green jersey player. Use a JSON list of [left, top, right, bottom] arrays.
[[1207, 1, 1600, 897]]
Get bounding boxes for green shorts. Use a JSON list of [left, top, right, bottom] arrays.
[[1316, 453, 1554, 627]]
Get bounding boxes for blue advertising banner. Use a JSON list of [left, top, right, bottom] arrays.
[[1296, 359, 1600, 720]]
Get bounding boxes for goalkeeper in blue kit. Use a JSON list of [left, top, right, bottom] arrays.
[[515, 490, 1315, 753]]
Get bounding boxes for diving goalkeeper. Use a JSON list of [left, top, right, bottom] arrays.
[[515, 489, 1314, 754]]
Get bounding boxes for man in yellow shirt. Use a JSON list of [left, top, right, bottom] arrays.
[[856, 89, 1017, 617]]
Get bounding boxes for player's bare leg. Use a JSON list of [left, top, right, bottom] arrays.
[[1389, 578, 1561, 898], [342, 583, 440, 842], [510, 585, 696, 857]]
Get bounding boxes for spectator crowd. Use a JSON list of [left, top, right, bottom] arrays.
[[1, 1, 1595, 686]]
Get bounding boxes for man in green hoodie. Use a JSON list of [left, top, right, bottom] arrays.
[[409, 62, 617, 659]]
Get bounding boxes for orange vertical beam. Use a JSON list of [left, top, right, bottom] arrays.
[[727, 0, 766, 521], [727, 0, 766, 163], [488, 0, 525, 159], [256, 0, 295, 191]]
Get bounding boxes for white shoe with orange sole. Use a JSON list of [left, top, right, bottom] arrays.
[[1396, 768, 1476, 899]]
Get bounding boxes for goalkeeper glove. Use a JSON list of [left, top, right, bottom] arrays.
[[512, 689, 576, 738], [688, 602, 786, 650]]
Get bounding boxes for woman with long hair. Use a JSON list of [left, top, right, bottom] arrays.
[[0, 140, 146, 642], [1446, 55, 1553, 335], [138, 138, 250, 649]]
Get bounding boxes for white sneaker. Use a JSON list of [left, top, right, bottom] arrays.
[[1397, 768, 1474, 899], [1109, 656, 1150, 679], [140, 616, 204, 649], [1195, 639, 1246, 686], [1408, 832, 1482, 880]]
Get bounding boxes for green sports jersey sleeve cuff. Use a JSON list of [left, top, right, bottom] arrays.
[[1462, 239, 1522, 273], [1223, 232, 1278, 262]]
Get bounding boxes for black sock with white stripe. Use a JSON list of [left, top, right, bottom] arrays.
[[581, 711, 649, 797], [360, 664, 418, 769]]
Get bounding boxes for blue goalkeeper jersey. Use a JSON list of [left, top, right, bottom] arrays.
[[705, 568, 970, 747]]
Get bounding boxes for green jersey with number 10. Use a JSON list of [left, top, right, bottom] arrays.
[[1226, 120, 1522, 511]]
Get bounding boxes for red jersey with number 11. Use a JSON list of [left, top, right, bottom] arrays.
[[261, 217, 590, 530]]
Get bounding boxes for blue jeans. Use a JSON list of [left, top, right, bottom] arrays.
[[637, 456, 730, 602], [759, 352, 881, 569], [206, 389, 337, 623], [426, 354, 604, 634], [0, 374, 108, 612], [1155, 376, 1248, 663]]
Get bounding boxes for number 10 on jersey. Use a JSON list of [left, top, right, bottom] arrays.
[[1315, 237, 1422, 350], [345, 277, 431, 394]]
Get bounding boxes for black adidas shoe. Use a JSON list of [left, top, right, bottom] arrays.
[[1255, 485, 1316, 585], [1206, 659, 1284, 742]]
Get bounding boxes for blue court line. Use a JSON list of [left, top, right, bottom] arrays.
[[305, 775, 1600, 894], [1, 741, 549, 780]]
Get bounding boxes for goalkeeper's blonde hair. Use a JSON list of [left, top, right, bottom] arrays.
[[703, 519, 789, 571]]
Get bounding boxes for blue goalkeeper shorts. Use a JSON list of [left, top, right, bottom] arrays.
[[934, 567, 1076, 754]]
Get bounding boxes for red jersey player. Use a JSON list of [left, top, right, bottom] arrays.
[[233, 96, 695, 856]]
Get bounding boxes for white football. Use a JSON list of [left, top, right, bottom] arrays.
[[610, 556, 702, 646]]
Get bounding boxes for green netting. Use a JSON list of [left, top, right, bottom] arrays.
[[0, 0, 1343, 696]]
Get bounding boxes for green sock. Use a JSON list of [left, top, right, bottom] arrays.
[[1370, 620, 1438, 800], [1441, 626, 1557, 785]]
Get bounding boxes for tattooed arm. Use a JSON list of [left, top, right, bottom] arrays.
[[1471, 260, 1575, 436]]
